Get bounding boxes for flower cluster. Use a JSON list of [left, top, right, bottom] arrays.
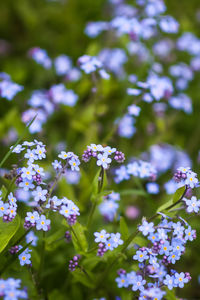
[[68, 255, 81, 272], [116, 214, 194, 297], [174, 167, 199, 188], [114, 160, 157, 183], [46, 196, 80, 226], [78, 55, 110, 79], [0, 278, 27, 299], [29, 48, 81, 80], [82, 144, 125, 169], [22, 85, 78, 133], [55, 150, 81, 172], [0, 73, 23, 101], [0, 192, 17, 222], [94, 230, 123, 256], [24, 212, 51, 231], [99, 192, 120, 222], [11, 140, 46, 191]]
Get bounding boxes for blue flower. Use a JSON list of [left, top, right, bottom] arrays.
[[58, 151, 73, 160], [0, 201, 9, 217], [35, 145, 46, 160], [133, 250, 149, 262], [184, 171, 198, 188], [21, 167, 35, 181], [24, 149, 38, 163], [174, 272, 188, 288], [114, 166, 130, 183], [132, 275, 146, 292], [18, 249, 32, 266], [8, 193, 17, 207], [96, 153, 111, 169], [115, 274, 129, 288], [146, 182, 159, 194], [52, 160, 62, 170], [26, 231, 38, 246], [159, 241, 172, 256], [105, 239, 115, 251], [185, 226, 196, 241], [168, 251, 181, 264], [25, 211, 39, 224], [184, 196, 200, 213], [126, 271, 136, 285], [36, 215, 50, 231], [19, 180, 34, 191], [109, 233, 123, 248], [69, 157, 80, 171], [59, 205, 72, 218], [163, 274, 175, 290], [172, 221, 185, 236], [94, 230, 110, 243], [138, 220, 155, 236], [32, 186, 47, 202], [11, 144, 25, 153]]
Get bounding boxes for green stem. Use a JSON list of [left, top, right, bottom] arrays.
[[87, 167, 104, 230], [70, 226, 84, 253], [38, 231, 46, 281]]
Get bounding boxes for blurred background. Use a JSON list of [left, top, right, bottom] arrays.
[[0, 0, 200, 299]]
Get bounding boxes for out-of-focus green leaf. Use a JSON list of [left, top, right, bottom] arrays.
[[119, 189, 147, 197], [72, 269, 95, 288], [165, 287, 178, 300], [120, 217, 129, 240], [71, 222, 88, 254]]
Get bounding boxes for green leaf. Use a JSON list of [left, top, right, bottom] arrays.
[[119, 189, 147, 197], [120, 217, 129, 240], [156, 199, 173, 213], [91, 169, 101, 197], [173, 186, 185, 203], [72, 269, 95, 288], [164, 287, 178, 300], [71, 222, 88, 254], [0, 215, 20, 253], [1, 185, 7, 199], [46, 228, 65, 251], [82, 256, 100, 271]]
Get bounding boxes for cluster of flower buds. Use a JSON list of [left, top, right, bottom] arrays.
[[97, 243, 107, 257], [65, 231, 72, 243], [174, 167, 199, 188], [82, 144, 125, 169], [68, 255, 81, 271], [9, 245, 20, 255]]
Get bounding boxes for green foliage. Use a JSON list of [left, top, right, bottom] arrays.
[[0, 215, 20, 253]]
